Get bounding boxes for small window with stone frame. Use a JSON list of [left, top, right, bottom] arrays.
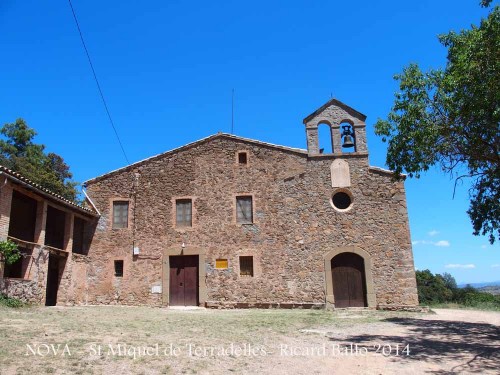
[[238, 151, 248, 165], [176, 199, 192, 227], [236, 196, 253, 224], [239, 256, 254, 277], [112, 201, 129, 229], [114, 260, 124, 277]]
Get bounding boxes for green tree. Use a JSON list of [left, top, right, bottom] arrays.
[[441, 272, 458, 290], [0, 118, 78, 201], [375, 4, 499, 243], [416, 269, 453, 304], [416, 269, 500, 309]]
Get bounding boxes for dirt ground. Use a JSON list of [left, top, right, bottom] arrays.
[[0, 306, 498, 374]]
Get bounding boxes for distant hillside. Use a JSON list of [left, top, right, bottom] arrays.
[[458, 281, 500, 288], [477, 286, 500, 296]]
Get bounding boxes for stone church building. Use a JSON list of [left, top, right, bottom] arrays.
[[0, 99, 419, 309]]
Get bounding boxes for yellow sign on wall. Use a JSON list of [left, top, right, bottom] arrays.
[[215, 259, 228, 269]]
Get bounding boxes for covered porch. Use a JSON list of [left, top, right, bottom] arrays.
[[0, 167, 98, 305]]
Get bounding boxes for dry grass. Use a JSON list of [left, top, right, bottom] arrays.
[[0, 306, 411, 374], [4, 306, 497, 374]]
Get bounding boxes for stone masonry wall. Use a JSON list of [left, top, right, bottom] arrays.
[[0, 244, 49, 304], [0, 179, 98, 306], [82, 135, 418, 308], [0, 181, 50, 304], [304, 103, 367, 154]]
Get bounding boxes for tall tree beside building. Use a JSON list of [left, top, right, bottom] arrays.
[[375, 3, 499, 244], [0, 118, 78, 201]]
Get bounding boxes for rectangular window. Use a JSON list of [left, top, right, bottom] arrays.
[[4, 247, 32, 279], [114, 260, 124, 277], [176, 199, 192, 227], [215, 259, 228, 269], [112, 201, 129, 229], [236, 196, 253, 224], [240, 256, 254, 277], [238, 152, 248, 165]]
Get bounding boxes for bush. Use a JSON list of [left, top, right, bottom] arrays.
[[453, 286, 500, 309], [0, 294, 25, 308], [416, 270, 500, 310], [0, 239, 20, 265]]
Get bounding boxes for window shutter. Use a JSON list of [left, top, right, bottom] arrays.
[[236, 196, 253, 224], [113, 201, 129, 229], [176, 199, 192, 227]]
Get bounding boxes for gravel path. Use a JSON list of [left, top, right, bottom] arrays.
[[294, 308, 500, 374]]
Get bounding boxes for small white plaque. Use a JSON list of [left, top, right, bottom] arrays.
[[151, 285, 162, 294]]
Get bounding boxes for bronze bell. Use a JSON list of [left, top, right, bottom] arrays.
[[342, 134, 355, 148], [341, 125, 355, 148]]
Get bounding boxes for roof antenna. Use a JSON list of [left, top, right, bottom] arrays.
[[231, 88, 235, 134]]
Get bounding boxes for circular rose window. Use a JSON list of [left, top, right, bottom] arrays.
[[331, 191, 353, 211]]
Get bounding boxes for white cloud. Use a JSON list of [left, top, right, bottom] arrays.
[[481, 245, 487, 249], [434, 240, 450, 247], [412, 240, 450, 247], [428, 230, 439, 237], [491, 264, 500, 268], [445, 264, 476, 269], [412, 240, 432, 245]]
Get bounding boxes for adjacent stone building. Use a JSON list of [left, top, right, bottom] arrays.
[[0, 166, 97, 305], [0, 99, 419, 309]]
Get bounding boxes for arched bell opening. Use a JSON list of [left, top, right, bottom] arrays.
[[317, 122, 333, 154]]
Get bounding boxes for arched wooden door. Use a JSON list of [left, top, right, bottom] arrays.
[[331, 252, 367, 308]]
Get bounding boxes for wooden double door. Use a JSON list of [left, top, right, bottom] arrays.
[[331, 252, 367, 308], [169, 255, 199, 306]]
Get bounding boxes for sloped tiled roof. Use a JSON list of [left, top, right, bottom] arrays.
[[0, 165, 98, 216], [84, 133, 308, 185]]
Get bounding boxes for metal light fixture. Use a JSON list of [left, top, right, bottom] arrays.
[[341, 125, 355, 148]]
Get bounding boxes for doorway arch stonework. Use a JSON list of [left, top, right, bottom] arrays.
[[324, 246, 376, 308]]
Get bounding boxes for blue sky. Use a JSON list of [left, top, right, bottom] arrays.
[[0, 0, 498, 283]]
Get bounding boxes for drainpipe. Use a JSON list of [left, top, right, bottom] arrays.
[[132, 173, 139, 255]]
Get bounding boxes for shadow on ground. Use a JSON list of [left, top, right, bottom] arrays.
[[333, 317, 500, 374]]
